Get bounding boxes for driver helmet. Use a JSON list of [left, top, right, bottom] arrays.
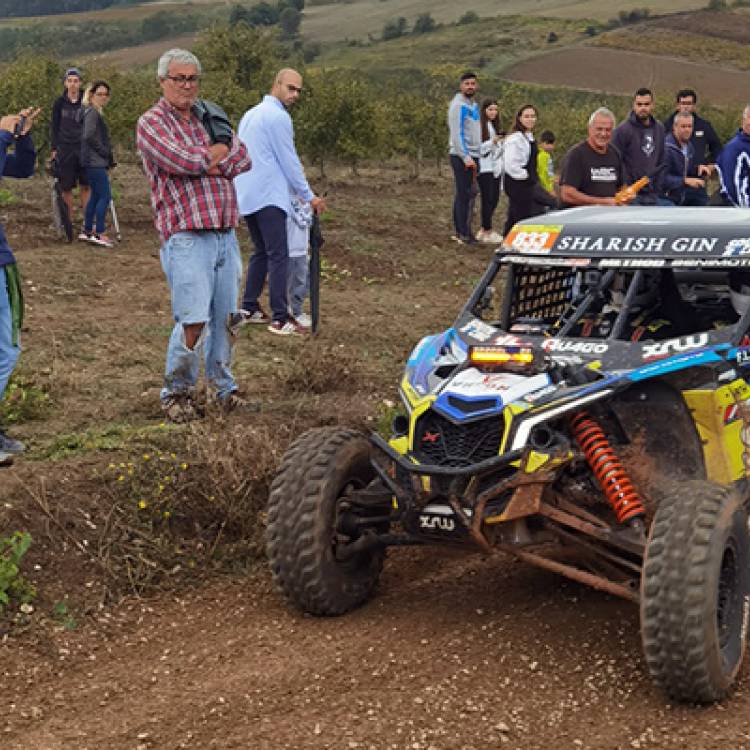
[[730, 271, 750, 315], [609, 271, 660, 311]]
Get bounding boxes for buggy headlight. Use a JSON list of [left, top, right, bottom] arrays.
[[469, 345, 539, 370]]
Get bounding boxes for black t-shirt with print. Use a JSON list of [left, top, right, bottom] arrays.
[[559, 141, 623, 208]]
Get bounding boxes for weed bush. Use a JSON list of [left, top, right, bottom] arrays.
[[280, 341, 362, 394], [0, 532, 36, 613], [0, 374, 51, 425]]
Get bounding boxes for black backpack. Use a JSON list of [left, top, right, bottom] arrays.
[[192, 99, 234, 146]]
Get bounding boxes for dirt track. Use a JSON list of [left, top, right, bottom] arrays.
[[2, 167, 750, 749]]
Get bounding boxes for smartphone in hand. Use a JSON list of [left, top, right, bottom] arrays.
[[13, 115, 27, 139]]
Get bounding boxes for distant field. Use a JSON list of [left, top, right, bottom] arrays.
[[301, 0, 706, 42], [83, 32, 200, 70], [502, 47, 750, 106]]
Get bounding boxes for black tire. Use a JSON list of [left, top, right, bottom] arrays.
[[266, 427, 386, 616], [641, 480, 750, 703], [51, 181, 73, 242]]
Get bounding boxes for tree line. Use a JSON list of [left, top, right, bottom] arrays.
[[0, 24, 741, 178], [0, 0, 147, 18]]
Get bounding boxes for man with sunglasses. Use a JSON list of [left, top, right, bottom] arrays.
[[234, 68, 326, 336], [136, 48, 252, 423]]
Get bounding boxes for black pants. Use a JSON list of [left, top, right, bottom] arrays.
[[503, 176, 536, 236], [450, 154, 477, 239], [477, 172, 500, 231]]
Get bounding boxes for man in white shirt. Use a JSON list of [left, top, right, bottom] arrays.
[[234, 68, 325, 336]]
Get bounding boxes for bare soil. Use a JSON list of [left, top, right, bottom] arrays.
[[2, 164, 750, 749], [502, 46, 750, 106]]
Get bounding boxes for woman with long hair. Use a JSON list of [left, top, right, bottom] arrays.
[[476, 98, 504, 243], [502, 103, 540, 236], [81, 80, 114, 248]]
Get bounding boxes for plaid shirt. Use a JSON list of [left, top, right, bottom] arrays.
[[136, 98, 251, 243]]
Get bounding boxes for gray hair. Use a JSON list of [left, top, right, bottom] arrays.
[[157, 48, 202, 79], [674, 111, 693, 124], [588, 107, 616, 127]]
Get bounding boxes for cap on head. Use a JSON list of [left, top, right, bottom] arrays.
[[64, 67, 82, 81]]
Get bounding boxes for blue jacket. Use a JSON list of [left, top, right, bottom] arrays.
[[662, 134, 699, 205], [0, 129, 36, 267], [234, 95, 314, 217], [447, 92, 480, 161], [611, 111, 666, 201], [717, 129, 750, 207]]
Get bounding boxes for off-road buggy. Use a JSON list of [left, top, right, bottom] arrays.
[[267, 207, 750, 703]]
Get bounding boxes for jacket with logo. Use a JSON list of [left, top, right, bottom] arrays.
[[611, 111, 666, 200]]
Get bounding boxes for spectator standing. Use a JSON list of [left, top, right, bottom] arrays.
[[286, 195, 312, 329], [536, 130, 556, 194], [476, 98, 503, 244], [502, 104, 540, 235], [663, 88, 721, 206], [447, 71, 480, 244], [136, 48, 252, 423], [716, 105, 750, 208], [0, 107, 39, 464], [50, 68, 90, 236], [234, 68, 326, 336], [81, 80, 115, 248], [662, 112, 711, 206], [559, 107, 624, 208], [612, 88, 668, 205]]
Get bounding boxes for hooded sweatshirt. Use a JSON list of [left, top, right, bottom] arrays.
[[716, 128, 750, 207], [611, 110, 666, 202], [447, 93, 480, 161], [0, 130, 36, 267], [663, 111, 722, 166]]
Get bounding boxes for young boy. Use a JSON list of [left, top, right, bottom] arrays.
[[537, 130, 556, 194], [287, 196, 313, 330]]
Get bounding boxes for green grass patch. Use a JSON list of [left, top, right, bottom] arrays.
[[0, 374, 51, 425]]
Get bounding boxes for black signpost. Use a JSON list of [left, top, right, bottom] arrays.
[[310, 214, 324, 335]]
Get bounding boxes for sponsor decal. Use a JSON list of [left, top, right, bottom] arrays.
[[590, 166, 618, 183], [723, 238, 750, 257], [641, 333, 709, 361], [555, 235, 718, 254], [600, 258, 666, 268], [419, 514, 456, 532], [736, 349, 750, 367], [421, 430, 440, 444], [492, 333, 525, 346], [523, 384, 558, 403], [542, 339, 609, 355], [725, 403, 740, 425], [505, 224, 562, 254], [459, 319, 496, 343], [446, 369, 550, 403]]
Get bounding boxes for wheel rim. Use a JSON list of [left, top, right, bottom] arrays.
[[331, 476, 377, 571], [717, 541, 741, 660]]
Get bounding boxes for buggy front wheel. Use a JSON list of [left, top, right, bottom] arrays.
[[640, 480, 750, 703]]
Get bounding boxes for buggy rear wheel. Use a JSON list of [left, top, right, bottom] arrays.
[[266, 427, 386, 616], [640, 480, 750, 703]]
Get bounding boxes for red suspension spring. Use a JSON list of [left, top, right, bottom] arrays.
[[569, 411, 645, 525]]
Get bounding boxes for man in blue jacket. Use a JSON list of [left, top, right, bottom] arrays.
[[662, 113, 711, 205], [716, 105, 750, 208], [612, 87, 668, 205], [0, 107, 39, 465], [234, 68, 326, 336]]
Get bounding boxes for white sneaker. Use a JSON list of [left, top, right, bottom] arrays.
[[480, 230, 503, 244], [292, 312, 312, 328], [268, 320, 304, 336]]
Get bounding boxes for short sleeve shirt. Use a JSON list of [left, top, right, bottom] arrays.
[[559, 141, 623, 208]]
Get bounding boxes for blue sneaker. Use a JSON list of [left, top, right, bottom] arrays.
[[0, 431, 25, 454]]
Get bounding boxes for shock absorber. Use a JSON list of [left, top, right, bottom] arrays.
[[570, 411, 645, 527]]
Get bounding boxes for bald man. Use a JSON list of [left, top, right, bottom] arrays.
[[234, 68, 326, 336]]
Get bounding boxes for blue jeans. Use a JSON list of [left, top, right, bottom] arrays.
[[84, 167, 111, 234], [242, 207, 289, 324], [0, 269, 20, 403], [159, 230, 242, 402], [287, 255, 309, 318]]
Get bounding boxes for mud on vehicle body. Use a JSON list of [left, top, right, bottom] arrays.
[[268, 207, 750, 703]]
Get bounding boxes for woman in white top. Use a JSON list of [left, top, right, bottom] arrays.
[[502, 104, 540, 236], [476, 99, 504, 244]]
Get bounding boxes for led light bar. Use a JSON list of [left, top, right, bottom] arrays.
[[469, 345, 536, 366]]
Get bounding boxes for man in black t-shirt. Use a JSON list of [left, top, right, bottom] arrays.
[[560, 107, 624, 209], [50, 67, 90, 239]]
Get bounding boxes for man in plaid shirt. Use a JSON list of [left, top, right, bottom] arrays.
[[137, 48, 252, 423]]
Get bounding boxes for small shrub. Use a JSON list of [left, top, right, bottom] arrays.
[[280, 341, 362, 394], [457, 10, 479, 25], [0, 374, 51, 425], [382, 16, 408, 40], [0, 532, 35, 613], [547, 31, 559, 43], [413, 12, 436, 34], [0, 188, 16, 206]]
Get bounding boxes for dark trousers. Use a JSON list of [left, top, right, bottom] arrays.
[[450, 154, 476, 239], [241, 206, 289, 324], [503, 176, 536, 236], [477, 172, 500, 231]]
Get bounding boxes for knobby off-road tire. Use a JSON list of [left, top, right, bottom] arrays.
[[641, 480, 750, 703], [266, 427, 385, 616]]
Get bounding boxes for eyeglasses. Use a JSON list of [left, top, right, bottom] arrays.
[[164, 75, 200, 86]]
